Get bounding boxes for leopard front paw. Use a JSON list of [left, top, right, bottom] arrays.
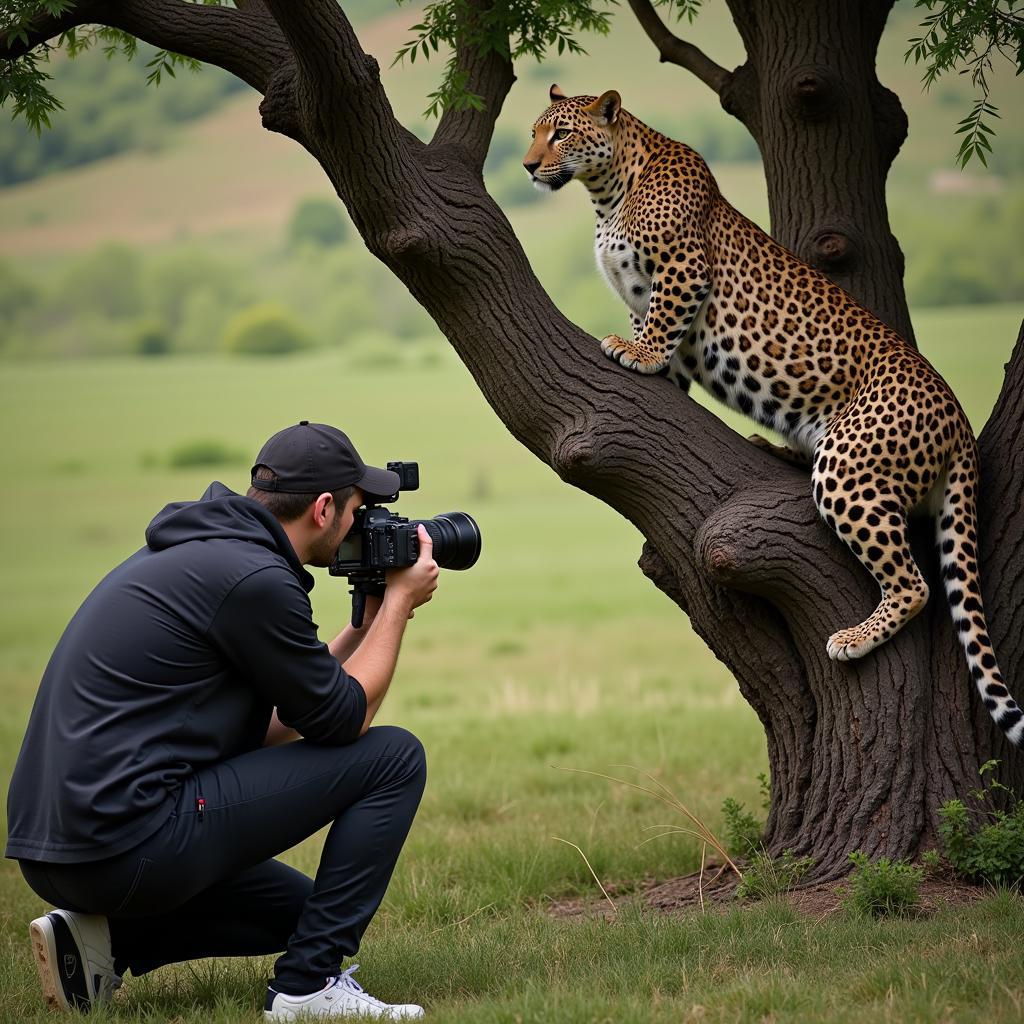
[[600, 334, 668, 375]]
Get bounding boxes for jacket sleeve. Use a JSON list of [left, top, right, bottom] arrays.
[[207, 566, 366, 745]]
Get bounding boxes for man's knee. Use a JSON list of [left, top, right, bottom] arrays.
[[361, 725, 426, 786]]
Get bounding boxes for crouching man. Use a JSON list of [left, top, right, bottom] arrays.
[[6, 422, 435, 1020]]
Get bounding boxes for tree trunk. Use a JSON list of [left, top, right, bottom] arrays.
[[9, 0, 1022, 879], [720, 0, 913, 341]]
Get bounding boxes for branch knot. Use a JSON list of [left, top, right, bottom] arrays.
[[786, 65, 840, 123], [809, 226, 859, 273], [551, 422, 603, 484], [380, 226, 434, 263]]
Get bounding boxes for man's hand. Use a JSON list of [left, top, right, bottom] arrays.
[[328, 592, 382, 663], [358, 593, 384, 628], [344, 526, 438, 734], [386, 525, 439, 614]]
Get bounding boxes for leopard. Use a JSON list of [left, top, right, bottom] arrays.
[[523, 84, 1022, 748]]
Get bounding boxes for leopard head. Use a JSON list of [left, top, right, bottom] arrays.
[[522, 85, 622, 192]]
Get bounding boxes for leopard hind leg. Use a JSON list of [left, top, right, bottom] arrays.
[[813, 466, 930, 662]]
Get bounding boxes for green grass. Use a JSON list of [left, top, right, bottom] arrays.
[[2, 302, 1024, 1022]]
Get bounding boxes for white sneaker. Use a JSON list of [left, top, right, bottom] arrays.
[[28, 910, 123, 1011], [265, 965, 424, 1020]]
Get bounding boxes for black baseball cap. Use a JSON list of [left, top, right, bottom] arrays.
[[251, 421, 400, 499]]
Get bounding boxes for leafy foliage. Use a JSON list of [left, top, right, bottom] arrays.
[[842, 852, 924, 918], [905, 0, 1024, 167], [735, 849, 814, 901], [937, 759, 1024, 886], [1, 0, 71, 132], [393, 0, 616, 118], [0, 1, 230, 139]]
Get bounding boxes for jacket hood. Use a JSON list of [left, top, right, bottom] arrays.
[[145, 481, 314, 591]]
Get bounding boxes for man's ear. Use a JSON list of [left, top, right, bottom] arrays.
[[583, 89, 621, 127], [549, 83, 567, 102], [313, 492, 333, 527]]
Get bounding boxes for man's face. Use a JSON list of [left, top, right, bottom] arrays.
[[307, 488, 364, 568]]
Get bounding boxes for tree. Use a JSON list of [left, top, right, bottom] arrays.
[[3, 0, 1023, 878]]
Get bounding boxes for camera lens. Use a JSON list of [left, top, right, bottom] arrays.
[[414, 512, 481, 570]]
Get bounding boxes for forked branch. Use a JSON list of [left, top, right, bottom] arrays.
[[430, 0, 516, 172], [626, 0, 731, 94]]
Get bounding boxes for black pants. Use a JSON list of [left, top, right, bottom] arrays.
[[20, 726, 426, 995]]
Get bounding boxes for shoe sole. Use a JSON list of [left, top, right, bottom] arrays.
[[29, 916, 68, 1012], [29, 913, 96, 1012]]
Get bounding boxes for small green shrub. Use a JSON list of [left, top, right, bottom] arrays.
[[222, 303, 312, 356], [721, 772, 770, 857], [722, 797, 763, 857], [920, 849, 943, 876], [133, 320, 171, 356], [736, 849, 813, 901], [842, 851, 923, 918], [167, 439, 246, 469], [937, 772, 1024, 887], [288, 197, 348, 249]]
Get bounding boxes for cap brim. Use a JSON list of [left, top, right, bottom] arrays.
[[357, 464, 402, 501]]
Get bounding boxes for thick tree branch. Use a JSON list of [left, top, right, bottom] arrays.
[[626, 0, 731, 94], [259, 0, 353, 92], [1, 0, 285, 94], [430, 0, 515, 173], [259, 0, 418, 160]]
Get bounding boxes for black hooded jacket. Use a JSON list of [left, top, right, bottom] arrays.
[[6, 482, 366, 864]]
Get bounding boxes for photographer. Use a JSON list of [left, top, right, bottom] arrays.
[[6, 422, 436, 1020]]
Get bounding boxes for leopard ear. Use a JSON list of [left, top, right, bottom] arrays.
[[549, 83, 567, 102], [584, 89, 621, 127]]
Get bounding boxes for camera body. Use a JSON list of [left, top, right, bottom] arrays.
[[329, 506, 423, 576], [328, 461, 481, 626], [329, 461, 425, 577]]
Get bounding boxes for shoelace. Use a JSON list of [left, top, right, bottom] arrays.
[[331, 965, 389, 1009]]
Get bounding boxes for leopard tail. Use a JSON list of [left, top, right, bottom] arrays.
[[938, 443, 1023, 747]]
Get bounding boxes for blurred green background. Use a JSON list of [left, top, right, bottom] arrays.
[[1, 3, 1023, 1021]]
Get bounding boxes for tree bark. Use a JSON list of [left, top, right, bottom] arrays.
[[10, 0, 1023, 878]]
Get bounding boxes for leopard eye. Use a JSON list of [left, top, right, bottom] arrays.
[[553, 128, 571, 142]]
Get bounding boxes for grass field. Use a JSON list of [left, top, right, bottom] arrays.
[[1, 303, 1023, 1023]]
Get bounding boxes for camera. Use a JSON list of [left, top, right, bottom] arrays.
[[329, 462, 481, 626]]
